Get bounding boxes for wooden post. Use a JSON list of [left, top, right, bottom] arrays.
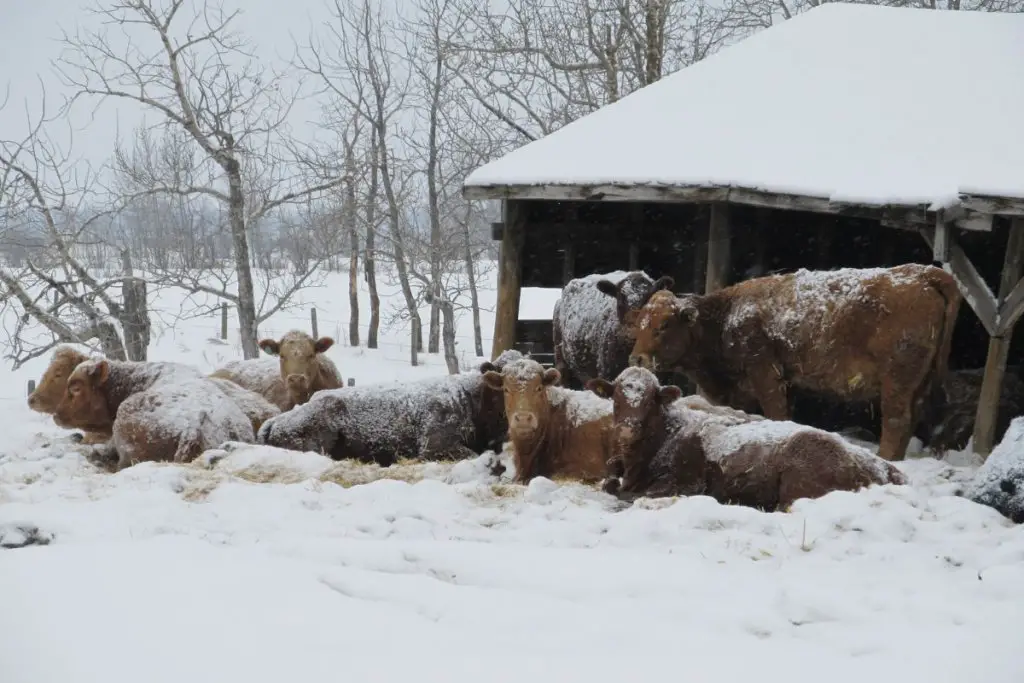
[[705, 203, 732, 293], [347, 378, 355, 387], [27, 379, 35, 396], [491, 200, 525, 360], [220, 303, 228, 340], [310, 307, 319, 339], [973, 218, 1024, 457]]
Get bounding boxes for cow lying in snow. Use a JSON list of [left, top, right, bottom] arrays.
[[588, 367, 907, 510], [626, 264, 961, 462], [207, 377, 281, 432], [55, 358, 254, 471], [960, 416, 1024, 524], [914, 365, 1024, 455], [28, 346, 109, 444], [257, 350, 525, 464], [210, 330, 343, 411], [482, 357, 613, 484], [552, 270, 674, 389]]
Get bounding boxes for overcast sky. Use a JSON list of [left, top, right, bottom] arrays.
[[1, 0, 337, 172]]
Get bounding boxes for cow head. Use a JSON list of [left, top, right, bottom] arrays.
[[625, 290, 700, 372], [595, 273, 675, 324], [54, 359, 115, 432], [28, 345, 89, 414], [259, 330, 334, 394], [482, 358, 560, 442], [587, 367, 681, 456], [258, 389, 347, 456]]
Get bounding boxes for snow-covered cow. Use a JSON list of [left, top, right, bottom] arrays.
[[626, 264, 961, 462], [55, 358, 254, 471], [589, 367, 907, 509], [552, 270, 674, 388], [28, 345, 110, 445], [482, 357, 613, 484], [211, 330, 343, 411], [960, 416, 1024, 524], [256, 350, 525, 464]]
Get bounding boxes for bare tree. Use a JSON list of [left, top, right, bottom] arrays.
[[0, 89, 150, 367], [298, 0, 424, 363], [57, 0, 347, 358]]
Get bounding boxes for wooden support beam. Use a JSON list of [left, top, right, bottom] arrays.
[[932, 212, 951, 263], [491, 200, 526, 360], [920, 226, 998, 336], [705, 203, 732, 293], [973, 218, 1024, 457]]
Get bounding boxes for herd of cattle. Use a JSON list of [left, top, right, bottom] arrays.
[[21, 264, 1024, 519]]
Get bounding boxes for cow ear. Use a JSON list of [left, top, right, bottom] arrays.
[[586, 378, 615, 398], [595, 280, 618, 298], [482, 371, 504, 391], [657, 385, 682, 405], [89, 360, 111, 386], [259, 339, 281, 356], [653, 275, 674, 292], [314, 337, 335, 354], [542, 368, 561, 386]]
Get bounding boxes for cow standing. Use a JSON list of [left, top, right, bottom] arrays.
[[626, 264, 961, 461], [552, 271, 674, 388]]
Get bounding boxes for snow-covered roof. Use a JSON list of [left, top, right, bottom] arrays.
[[463, 4, 1024, 212]]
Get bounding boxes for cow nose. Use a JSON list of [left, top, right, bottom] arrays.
[[511, 412, 537, 430]]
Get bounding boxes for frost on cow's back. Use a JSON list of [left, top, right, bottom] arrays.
[[961, 416, 1024, 523], [548, 386, 611, 428]]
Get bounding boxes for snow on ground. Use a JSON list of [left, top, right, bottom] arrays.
[[2, 264, 1024, 683]]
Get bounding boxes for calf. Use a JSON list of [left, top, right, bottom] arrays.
[[589, 367, 907, 510], [210, 357, 291, 411], [626, 264, 961, 461], [208, 377, 282, 433], [914, 365, 1024, 455], [55, 359, 252, 471], [552, 271, 674, 389], [961, 416, 1024, 524], [28, 346, 109, 444], [257, 351, 525, 465], [482, 357, 613, 484]]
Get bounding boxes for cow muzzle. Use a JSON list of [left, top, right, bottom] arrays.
[[510, 411, 538, 433]]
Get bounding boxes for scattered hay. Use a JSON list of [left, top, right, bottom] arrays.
[[318, 458, 453, 488], [230, 464, 313, 486]]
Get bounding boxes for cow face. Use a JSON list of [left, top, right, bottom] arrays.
[[625, 291, 700, 372], [595, 273, 675, 324], [588, 367, 681, 454], [55, 359, 114, 432], [28, 346, 88, 414], [482, 358, 561, 440], [259, 330, 334, 392]]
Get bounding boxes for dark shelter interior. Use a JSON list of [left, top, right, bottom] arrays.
[[510, 199, 1021, 442]]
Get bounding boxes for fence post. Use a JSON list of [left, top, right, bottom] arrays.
[[221, 303, 228, 340], [347, 378, 355, 387], [27, 379, 36, 396], [310, 307, 318, 338]]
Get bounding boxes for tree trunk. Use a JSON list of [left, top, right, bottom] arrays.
[[95, 321, 128, 361], [364, 139, 381, 350], [461, 207, 484, 358], [439, 298, 460, 375], [429, 300, 440, 353], [227, 163, 259, 358], [121, 277, 150, 361], [345, 146, 360, 348], [426, 49, 444, 355]]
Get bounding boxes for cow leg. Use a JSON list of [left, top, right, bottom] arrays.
[[878, 344, 935, 461]]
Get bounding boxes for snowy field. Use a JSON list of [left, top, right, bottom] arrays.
[[2, 264, 1024, 683]]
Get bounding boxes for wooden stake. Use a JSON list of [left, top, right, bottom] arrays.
[[705, 203, 732, 293]]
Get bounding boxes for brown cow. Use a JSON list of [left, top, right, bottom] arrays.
[[626, 264, 961, 461], [55, 358, 253, 471], [28, 346, 109, 444], [588, 367, 907, 509], [210, 357, 291, 411], [208, 377, 282, 433], [482, 357, 613, 484]]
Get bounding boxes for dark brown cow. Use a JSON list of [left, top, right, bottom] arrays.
[[482, 357, 613, 484], [55, 359, 252, 471], [914, 364, 1024, 455], [257, 351, 525, 464], [626, 264, 961, 461], [552, 271, 674, 389], [588, 367, 908, 509]]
